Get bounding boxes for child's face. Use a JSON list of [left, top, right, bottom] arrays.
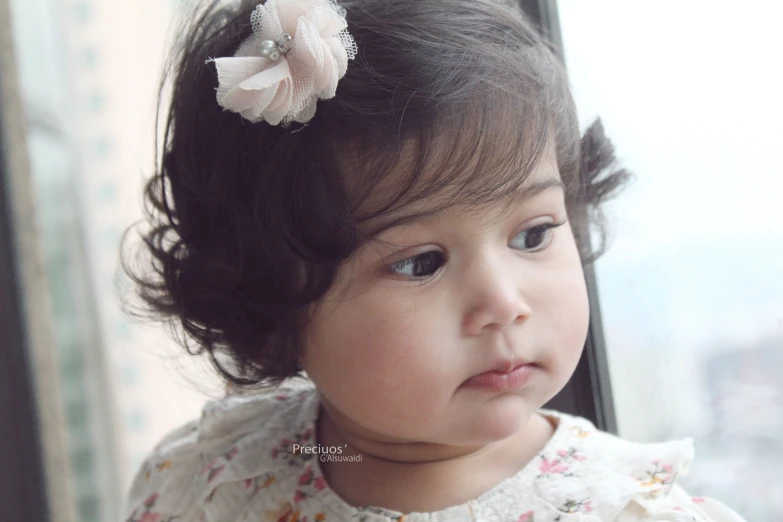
[[300, 144, 589, 448]]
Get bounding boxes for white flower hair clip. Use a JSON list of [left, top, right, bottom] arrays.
[[208, 0, 357, 126]]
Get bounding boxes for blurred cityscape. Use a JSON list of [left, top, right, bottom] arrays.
[[7, 0, 782, 521], [9, 0, 218, 520]]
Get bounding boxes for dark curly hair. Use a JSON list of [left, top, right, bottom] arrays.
[[120, 0, 632, 390]]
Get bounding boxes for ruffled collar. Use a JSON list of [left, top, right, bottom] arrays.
[[193, 379, 694, 521]]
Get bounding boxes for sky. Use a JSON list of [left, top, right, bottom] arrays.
[[557, 0, 783, 349]]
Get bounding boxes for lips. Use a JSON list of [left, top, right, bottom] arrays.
[[488, 358, 533, 374], [461, 355, 539, 392], [463, 362, 538, 392]]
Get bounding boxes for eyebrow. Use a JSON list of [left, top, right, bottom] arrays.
[[509, 178, 566, 203], [370, 178, 566, 232]]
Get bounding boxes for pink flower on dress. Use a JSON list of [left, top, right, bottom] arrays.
[[540, 457, 568, 474], [299, 466, 314, 485], [636, 459, 677, 490], [692, 497, 705, 503], [313, 476, 327, 490], [555, 448, 586, 463], [143, 493, 158, 509], [139, 514, 161, 522], [518, 510, 535, 522]]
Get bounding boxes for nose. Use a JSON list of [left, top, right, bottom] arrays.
[[461, 251, 533, 335]]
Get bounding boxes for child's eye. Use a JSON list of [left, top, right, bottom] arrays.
[[509, 220, 567, 251], [387, 251, 446, 279]]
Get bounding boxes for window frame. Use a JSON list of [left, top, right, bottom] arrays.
[[0, 19, 52, 522], [0, 1, 76, 520], [520, 0, 618, 434], [0, 136, 51, 522]]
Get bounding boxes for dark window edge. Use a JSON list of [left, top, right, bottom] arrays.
[[0, 0, 77, 520], [521, 0, 618, 434]]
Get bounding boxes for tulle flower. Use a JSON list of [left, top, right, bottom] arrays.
[[209, 0, 357, 126]]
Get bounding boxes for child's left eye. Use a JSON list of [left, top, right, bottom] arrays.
[[509, 221, 566, 251]]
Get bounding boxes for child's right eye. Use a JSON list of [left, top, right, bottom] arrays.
[[387, 251, 446, 279]]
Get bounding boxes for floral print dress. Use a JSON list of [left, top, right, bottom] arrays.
[[122, 378, 747, 522]]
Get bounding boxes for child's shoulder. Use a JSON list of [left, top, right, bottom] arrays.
[[121, 378, 320, 521], [539, 408, 694, 486], [199, 376, 319, 440], [533, 408, 743, 520]]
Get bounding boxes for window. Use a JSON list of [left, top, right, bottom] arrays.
[[557, 0, 782, 519]]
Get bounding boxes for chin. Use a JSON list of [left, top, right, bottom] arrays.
[[468, 396, 537, 443]]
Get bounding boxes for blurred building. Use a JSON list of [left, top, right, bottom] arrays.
[[704, 338, 783, 441], [685, 337, 783, 519], [9, 0, 217, 520]]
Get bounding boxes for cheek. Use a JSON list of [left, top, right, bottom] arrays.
[[301, 294, 456, 431], [540, 239, 591, 376], [560, 273, 590, 360]]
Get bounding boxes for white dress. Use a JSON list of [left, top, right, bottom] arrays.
[[121, 378, 747, 522]]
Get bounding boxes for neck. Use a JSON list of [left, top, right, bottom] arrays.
[[320, 404, 498, 465], [313, 397, 557, 513]]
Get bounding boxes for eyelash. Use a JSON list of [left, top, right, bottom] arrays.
[[385, 220, 567, 280]]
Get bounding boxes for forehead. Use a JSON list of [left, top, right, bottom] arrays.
[[332, 93, 563, 236], [359, 139, 562, 234]]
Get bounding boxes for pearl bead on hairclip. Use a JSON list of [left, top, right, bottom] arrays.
[[259, 33, 293, 62]]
